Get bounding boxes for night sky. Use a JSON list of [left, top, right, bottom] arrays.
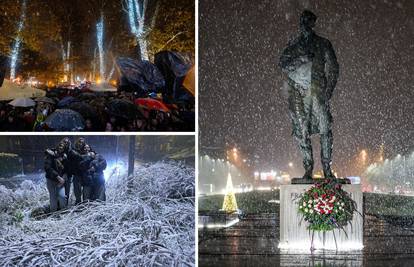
[[199, 0, 414, 176]]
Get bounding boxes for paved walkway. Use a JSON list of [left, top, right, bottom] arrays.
[[199, 212, 414, 266]]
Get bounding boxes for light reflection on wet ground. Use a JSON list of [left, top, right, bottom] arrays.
[[199, 213, 414, 266]]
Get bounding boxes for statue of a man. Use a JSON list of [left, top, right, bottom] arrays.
[[279, 10, 339, 180]]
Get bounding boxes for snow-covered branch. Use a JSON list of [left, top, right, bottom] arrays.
[[0, 162, 195, 266]]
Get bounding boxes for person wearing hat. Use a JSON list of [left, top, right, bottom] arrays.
[[279, 10, 339, 180]]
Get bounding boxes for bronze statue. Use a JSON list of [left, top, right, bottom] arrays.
[[279, 10, 339, 180]]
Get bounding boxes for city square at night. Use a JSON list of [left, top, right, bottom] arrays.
[[0, 0, 195, 131], [198, 0, 414, 266]]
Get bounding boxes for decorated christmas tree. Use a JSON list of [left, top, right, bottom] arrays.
[[222, 173, 238, 212]]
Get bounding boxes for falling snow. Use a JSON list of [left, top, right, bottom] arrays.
[[199, 0, 414, 177]]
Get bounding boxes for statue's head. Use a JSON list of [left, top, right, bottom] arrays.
[[300, 10, 317, 34]]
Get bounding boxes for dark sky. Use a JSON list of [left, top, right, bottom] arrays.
[[199, 0, 414, 176]]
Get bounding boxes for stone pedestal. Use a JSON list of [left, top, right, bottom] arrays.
[[279, 184, 363, 250]]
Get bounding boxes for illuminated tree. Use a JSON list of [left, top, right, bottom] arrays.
[[222, 173, 238, 213], [9, 0, 26, 80]]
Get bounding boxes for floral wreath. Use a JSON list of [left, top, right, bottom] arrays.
[[298, 179, 358, 232]]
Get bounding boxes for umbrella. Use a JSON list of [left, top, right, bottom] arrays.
[[35, 96, 55, 105], [68, 102, 98, 120], [154, 51, 192, 99], [116, 58, 165, 94], [44, 109, 85, 131], [182, 65, 195, 96], [9, 97, 36, 107], [78, 92, 97, 101], [57, 96, 79, 108], [106, 99, 142, 120], [134, 98, 170, 112]]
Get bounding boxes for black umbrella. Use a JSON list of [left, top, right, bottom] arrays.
[[57, 96, 79, 108], [106, 99, 142, 120], [35, 96, 56, 105], [78, 92, 97, 101], [116, 58, 165, 94], [68, 102, 98, 120], [154, 51, 192, 100], [44, 109, 85, 131]]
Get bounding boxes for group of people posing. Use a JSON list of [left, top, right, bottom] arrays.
[[44, 137, 107, 212]]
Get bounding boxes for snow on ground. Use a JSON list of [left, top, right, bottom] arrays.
[[0, 162, 195, 266], [0, 80, 46, 101]]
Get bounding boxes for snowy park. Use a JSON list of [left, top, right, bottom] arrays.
[[0, 136, 195, 266]]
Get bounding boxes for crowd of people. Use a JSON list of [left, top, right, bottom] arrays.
[[44, 137, 107, 212], [0, 89, 195, 132]]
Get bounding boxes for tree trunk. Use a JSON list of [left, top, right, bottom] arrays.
[[127, 135, 136, 194], [128, 135, 136, 176]]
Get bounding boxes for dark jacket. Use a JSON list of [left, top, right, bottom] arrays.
[[89, 154, 107, 185], [66, 149, 84, 177], [44, 149, 67, 182], [77, 152, 106, 186]]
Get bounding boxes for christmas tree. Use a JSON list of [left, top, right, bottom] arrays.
[[222, 173, 238, 212]]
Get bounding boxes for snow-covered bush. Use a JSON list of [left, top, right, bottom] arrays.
[[0, 162, 195, 266]]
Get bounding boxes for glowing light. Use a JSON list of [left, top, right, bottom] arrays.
[[96, 78, 102, 85], [288, 162, 293, 167], [256, 186, 272, 191], [96, 15, 105, 81], [127, 0, 138, 35], [360, 149, 367, 163], [278, 241, 363, 251], [268, 199, 280, 204], [126, 0, 149, 60], [104, 162, 126, 181], [10, 0, 27, 80], [197, 218, 239, 229], [222, 173, 238, 212]]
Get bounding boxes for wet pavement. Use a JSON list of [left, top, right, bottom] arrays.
[[199, 211, 414, 266]]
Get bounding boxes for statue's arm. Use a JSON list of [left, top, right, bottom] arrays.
[[325, 40, 339, 99], [279, 43, 304, 73]]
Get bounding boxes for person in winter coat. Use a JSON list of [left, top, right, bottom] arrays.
[[67, 137, 87, 204], [88, 152, 107, 201], [78, 145, 107, 201], [44, 140, 69, 212]]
